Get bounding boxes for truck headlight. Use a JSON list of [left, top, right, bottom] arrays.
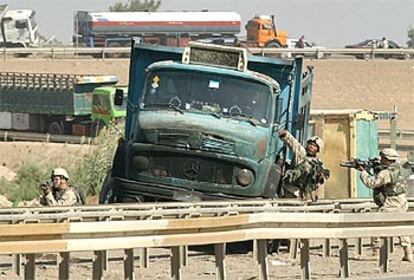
[[131, 156, 149, 171], [236, 169, 254, 186]]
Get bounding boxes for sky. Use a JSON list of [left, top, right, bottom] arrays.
[[4, 0, 414, 47]]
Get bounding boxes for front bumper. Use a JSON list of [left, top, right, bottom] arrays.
[[112, 176, 254, 202]]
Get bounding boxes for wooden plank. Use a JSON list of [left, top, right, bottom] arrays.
[[252, 240, 258, 262], [139, 248, 149, 268], [214, 243, 226, 280], [379, 237, 390, 273], [390, 237, 394, 254], [12, 254, 21, 277], [256, 240, 269, 280], [300, 239, 311, 280], [339, 239, 350, 278], [24, 253, 36, 280], [171, 246, 182, 280], [124, 249, 134, 280], [58, 252, 70, 280], [101, 250, 108, 271], [92, 250, 104, 280]]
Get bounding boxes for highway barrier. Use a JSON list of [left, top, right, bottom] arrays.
[[1, 199, 414, 279], [2, 46, 414, 60]]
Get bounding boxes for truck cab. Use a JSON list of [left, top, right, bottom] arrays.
[[0, 4, 39, 48], [102, 41, 313, 203], [245, 15, 288, 48]]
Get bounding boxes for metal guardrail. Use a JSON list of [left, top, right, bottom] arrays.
[[1, 198, 414, 280], [2, 46, 414, 60], [0, 130, 94, 144]]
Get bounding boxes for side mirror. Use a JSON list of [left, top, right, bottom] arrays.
[[114, 89, 124, 106]]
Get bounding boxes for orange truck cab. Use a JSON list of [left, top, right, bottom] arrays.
[[245, 15, 288, 48]]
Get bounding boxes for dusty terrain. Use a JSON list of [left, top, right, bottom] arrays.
[[1, 57, 413, 130]]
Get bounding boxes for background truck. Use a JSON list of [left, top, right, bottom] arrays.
[[73, 11, 241, 48], [0, 72, 127, 136], [73, 11, 288, 50], [100, 41, 313, 203], [244, 15, 288, 48], [0, 4, 40, 48]]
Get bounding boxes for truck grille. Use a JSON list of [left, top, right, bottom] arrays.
[[157, 132, 235, 155], [148, 155, 233, 184]]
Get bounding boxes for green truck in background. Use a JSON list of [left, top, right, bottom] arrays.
[[0, 72, 127, 136]]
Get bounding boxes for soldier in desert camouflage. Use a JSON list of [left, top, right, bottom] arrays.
[[40, 168, 78, 206], [278, 129, 329, 201], [358, 148, 413, 262]]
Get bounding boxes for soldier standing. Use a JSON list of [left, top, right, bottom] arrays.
[[40, 168, 78, 206], [278, 129, 329, 201], [357, 148, 413, 262]]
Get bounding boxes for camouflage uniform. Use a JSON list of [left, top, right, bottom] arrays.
[[360, 164, 411, 249], [41, 187, 78, 206], [280, 131, 325, 199]]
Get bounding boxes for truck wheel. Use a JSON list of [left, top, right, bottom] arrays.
[[106, 43, 122, 59], [265, 41, 282, 48], [48, 122, 64, 134]]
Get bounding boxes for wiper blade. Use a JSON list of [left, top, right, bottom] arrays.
[[144, 103, 183, 114], [234, 114, 260, 126]]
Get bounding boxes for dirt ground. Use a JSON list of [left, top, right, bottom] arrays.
[[1, 57, 413, 130]]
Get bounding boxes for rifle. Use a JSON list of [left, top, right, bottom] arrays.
[[339, 157, 381, 174]]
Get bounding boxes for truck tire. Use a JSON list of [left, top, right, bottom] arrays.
[[265, 40, 282, 48], [106, 42, 122, 59], [48, 122, 64, 134]]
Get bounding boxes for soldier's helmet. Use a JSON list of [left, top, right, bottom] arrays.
[[403, 151, 414, 169], [51, 168, 69, 180], [379, 148, 398, 161], [307, 136, 323, 152]]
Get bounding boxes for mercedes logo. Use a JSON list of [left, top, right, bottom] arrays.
[[183, 159, 201, 179]]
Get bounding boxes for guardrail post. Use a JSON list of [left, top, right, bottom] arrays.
[[390, 106, 397, 150], [171, 246, 182, 280], [323, 239, 331, 258], [139, 248, 149, 268], [92, 250, 104, 280], [12, 254, 21, 276], [180, 246, 188, 267], [24, 254, 36, 280], [59, 252, 70, 280], [101, 250, 108, 271], [290, 239, 299, 260], [214, 243, 226, 280], [355, 238, 363, 257], [339, 239, 350, 278], [300, 239, 311, 280], [389, 237, 394, 254], [51, 48, 55, 61], [124, 249, 134, 280], [379, 237, 390, 273], [3, 48, 6, 61], [256, 240, 269, 280]]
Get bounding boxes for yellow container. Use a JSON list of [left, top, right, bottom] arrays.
[[310, 109, 377, 198]]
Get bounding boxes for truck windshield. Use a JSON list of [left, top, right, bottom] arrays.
[[143, 69, 272, 125]]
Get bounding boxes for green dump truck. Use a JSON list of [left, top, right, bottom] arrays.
[[100, 41, 314, 203], [0, 72, 127, 136]]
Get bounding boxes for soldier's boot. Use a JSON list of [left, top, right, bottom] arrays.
[[402, 246, 413, 262]]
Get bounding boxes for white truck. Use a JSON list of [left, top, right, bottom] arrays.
[[0, 4, 39, 48]]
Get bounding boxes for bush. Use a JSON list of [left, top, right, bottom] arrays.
[[0, 163, 49, 203], [70, 126, 119, 196]]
